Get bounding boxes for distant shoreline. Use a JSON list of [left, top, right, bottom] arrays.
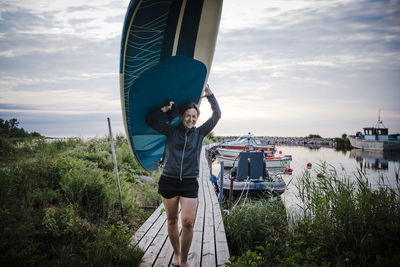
[[43, 135, 335, 148], [216, 136, 335, 148]]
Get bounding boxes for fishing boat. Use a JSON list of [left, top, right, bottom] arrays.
[[348, 111, 400, 151], [216, 133, 276, 157], [216, 154, 291, 169], [218, 151, 286, 196]]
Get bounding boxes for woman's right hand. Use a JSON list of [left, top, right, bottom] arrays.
[[161, 101, 174, 113]]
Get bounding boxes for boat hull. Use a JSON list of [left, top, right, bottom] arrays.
[[349, 137, 400, 151], [220, 179, 286, 196]]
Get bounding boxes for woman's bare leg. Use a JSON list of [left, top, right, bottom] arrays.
[[179, 197, 198, 267], [161, 196, 181, 266]]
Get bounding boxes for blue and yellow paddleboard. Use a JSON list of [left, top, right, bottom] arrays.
[[120, 0, 223, 171]]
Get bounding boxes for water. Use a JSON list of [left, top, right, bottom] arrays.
[[211, 146, 400, 213]]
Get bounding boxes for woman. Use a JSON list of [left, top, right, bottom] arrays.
[[146, 84, 221, 267]]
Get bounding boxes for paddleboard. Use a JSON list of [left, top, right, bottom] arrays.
[[120, 0, 223, 171]]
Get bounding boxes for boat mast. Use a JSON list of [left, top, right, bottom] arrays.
[[375, 108, 386, 129]]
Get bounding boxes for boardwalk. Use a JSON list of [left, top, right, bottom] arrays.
[[131, 148, 230, 267]]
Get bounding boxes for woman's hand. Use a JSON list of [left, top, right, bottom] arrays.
[[202, 84, 212, 98], [161, 101, 174, 113]]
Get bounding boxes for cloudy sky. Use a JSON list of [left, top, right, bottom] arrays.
[[1, 0, 399, 138]]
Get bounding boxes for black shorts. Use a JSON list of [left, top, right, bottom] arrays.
[[158, 175, 199, 199]]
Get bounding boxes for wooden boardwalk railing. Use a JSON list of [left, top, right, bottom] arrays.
[[131, 148, 230, 267]]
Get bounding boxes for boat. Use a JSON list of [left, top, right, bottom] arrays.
[[348, 111, 400, 151], [218, 151, 286, 196], [216, 154, 291, 169], [216, 133, 276, 157]]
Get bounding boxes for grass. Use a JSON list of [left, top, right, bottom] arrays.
[[225, 162, 400, 266], [0, 135, 161, 266]]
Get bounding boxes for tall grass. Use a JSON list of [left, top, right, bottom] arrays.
[[225, 162, 400, 266], [0, 136, 159, 266]]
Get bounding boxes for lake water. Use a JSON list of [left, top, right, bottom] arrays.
[[211, 146, 400, 214]]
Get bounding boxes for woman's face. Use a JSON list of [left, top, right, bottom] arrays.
[[182, 108, 198, 129]]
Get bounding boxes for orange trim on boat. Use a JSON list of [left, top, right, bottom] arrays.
[[220, 146, 274, 151]]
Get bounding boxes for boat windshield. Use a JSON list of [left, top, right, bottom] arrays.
[[236, 137, 250, 144], [254, 138, 267, 146], [235, 136, 267, 146]]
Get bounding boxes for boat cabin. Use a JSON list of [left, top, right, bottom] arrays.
[[363, 127, 389, 141]]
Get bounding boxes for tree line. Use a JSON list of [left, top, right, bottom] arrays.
[[0, 118, 41, 138]]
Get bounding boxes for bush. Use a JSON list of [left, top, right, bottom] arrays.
[[224, 200, 289, 256], [0, 135, 157, 266]]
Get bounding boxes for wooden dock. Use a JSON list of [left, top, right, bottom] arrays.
[[131, 148, 230, 267]]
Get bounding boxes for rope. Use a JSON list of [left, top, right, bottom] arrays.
[[231, 176, 251, 209]]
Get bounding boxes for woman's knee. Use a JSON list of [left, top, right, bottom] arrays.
[[167, 215, 179, 226], [181, 217, 194, 229]]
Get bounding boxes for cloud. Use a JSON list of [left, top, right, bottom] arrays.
[[0, 0, 399, 137]]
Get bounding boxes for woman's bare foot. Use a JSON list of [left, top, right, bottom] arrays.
[[171, 253, 180, 266]]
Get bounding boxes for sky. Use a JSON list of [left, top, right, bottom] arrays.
[[0, 0, 399, 138]]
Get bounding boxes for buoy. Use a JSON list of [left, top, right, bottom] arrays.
[[285, 167, 293, 174], [317, 173, 323, 178], [307, 163, 312, 169]]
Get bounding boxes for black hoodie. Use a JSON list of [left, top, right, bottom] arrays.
[[146, 94, 221, 180]]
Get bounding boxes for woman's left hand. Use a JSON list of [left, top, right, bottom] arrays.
[[202, 84, 212, 98]]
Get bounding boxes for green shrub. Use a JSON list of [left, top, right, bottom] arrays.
[[60, 160, 112, 220], [0, 135, 150, 266], [224, 200, 289, 256], [226, 162, 400, 266], [293, 162, 400, 266]]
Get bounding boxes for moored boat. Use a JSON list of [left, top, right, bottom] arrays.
[[216, 133, 276, 157], [218, 151, 286, 196], [348, 112, 400, 151]]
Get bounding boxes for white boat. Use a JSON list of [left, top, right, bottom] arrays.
[[216, 154, 291, 169], [216, 133, 276, 157], [216, 151, 286, 196], [348, 111, 400, 151]]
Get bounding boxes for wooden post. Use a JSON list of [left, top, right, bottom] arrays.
[[229, 178, 234, 208], [219, 161, 224, 207], [107, 117, 125, 219]]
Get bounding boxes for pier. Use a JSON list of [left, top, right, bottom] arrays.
[[131, 148, 230, 266]]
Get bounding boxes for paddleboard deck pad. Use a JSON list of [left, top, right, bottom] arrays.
[[120, 0, 222, 171]]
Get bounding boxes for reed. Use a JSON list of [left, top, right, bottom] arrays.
[[226, 162, 400, 266]]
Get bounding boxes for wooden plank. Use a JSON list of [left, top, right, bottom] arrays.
[[138, 209, 167, 252], [203, 149, 230, 266], [201, 161, 216, 266], [210, 187, 230, 267], [152, 210, 183, 267], [188, 169, 205, 267], [131, 204, 165, 246], [140, 219, 169, 267], [213, 203, 230, 266]]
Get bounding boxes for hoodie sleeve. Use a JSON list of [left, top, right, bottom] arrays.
[[199, 94, 221, 135], [145, 109, 174, 136]]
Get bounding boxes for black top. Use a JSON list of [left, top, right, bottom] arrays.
[[146, 94, 221, 179]]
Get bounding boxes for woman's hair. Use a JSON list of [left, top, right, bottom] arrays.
[[178, 101, 200, 116]]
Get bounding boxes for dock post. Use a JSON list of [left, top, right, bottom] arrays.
[[107, 117, 125, 219], [219, 161, 224, 207], [229, 178, 233, 208]]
